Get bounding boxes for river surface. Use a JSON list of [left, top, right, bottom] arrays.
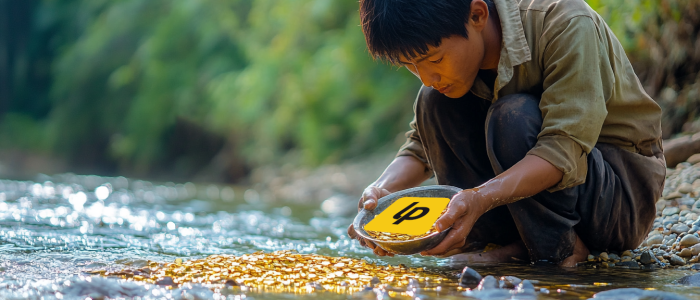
[[1, 174, 699, 299]]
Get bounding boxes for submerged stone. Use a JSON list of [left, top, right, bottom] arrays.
[[477, 275, 498, 290], [458, 267, 482, 289], [679, 273, 700, 286]]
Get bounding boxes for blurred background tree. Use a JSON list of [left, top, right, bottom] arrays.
[[0, 0, 698, 182]]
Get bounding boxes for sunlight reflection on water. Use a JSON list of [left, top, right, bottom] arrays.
[[0, 174, 698, 299]]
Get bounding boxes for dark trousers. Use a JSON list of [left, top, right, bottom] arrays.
[[414, 86, 665, 263]]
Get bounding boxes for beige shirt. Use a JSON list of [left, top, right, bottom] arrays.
[[398, 0, 664, 191]]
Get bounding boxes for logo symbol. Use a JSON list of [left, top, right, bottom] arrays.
[[363, 197, 450, 235], [392, 202, 430, 224]]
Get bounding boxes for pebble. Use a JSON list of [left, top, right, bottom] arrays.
[[679, 183, 693, 194], [663, 207, 681, 215], [640, 251, 655, 264], [670, 254, 686, 266], [679, 248, 693, 257], [671, 224, 690, 234], [459, 267, 482, 289], [621, 250, 633, 257], [599, 252, 609, 261], [680, 235, 700, 246], [691, 244, 700, 255], [646, 235, 664, 246]]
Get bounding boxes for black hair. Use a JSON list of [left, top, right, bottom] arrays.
[[360, 0, 495, 64]]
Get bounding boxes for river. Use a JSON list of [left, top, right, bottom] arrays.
[[1, 174, 699, 299]]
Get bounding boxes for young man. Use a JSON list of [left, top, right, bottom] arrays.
[[347, 0, 666, 267]]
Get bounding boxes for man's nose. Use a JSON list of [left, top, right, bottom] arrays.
[[416, 66, 440, 88]]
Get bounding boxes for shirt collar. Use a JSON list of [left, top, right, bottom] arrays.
[[494, 0, 531, 67], [472, 0, 532, 100]]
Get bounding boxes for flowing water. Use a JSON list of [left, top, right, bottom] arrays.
[[1, 174, 699, 299]]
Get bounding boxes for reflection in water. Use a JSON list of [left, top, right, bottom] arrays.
[[0, 174, 699, 299]]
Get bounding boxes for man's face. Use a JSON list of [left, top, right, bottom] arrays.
[[398, 25, 486, 99]]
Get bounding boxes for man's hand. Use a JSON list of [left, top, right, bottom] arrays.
[[347, 186, 395, 256], [421, 155, 564, 257], [420, 189, 487, 257]]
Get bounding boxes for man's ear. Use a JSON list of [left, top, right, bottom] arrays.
[[468, 0, 490, 31]]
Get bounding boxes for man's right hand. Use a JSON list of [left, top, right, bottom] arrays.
[[347, 186, 394, 256]]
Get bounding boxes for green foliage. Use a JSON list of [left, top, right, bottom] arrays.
[[7, 0, 693, 177], [12, 0, 416, 176]]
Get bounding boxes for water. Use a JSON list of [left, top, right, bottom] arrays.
[[0, 174, 699, 299]]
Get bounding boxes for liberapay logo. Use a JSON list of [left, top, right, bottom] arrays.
[[364, 197, 450, 235]]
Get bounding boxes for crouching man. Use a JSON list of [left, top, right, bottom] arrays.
[[347, 0, 665, 267]]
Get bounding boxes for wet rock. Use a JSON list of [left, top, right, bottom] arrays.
[[587, 254, 596, 262], [477, 275, 498, 290], [370, 276, 380, 286], [691, 263, 700, 270], [621, 250, 633, 257], [516, 280, 536, 294], [672, 224, 690, 234], [458, 267, 482, 289], [499, 276, 521, 289], [647, 235, 664, 246], [680, 248, 693, 257], [593, 288, 689, 300], [608, 253, 621, 261], [616, 261, 641, 269], [670, 254, 686, 266], [155, 276, 175, 286], [679, 183, 693, 194], [679, 273, 700, 286], [599, 252, 609, 261], [681, 235, 700, 247]]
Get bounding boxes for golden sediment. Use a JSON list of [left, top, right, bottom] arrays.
[[365, 227, 439, 241], [97, 250, 447, 294]]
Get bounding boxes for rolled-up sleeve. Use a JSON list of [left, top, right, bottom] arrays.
[[526, 16, 612, 192]]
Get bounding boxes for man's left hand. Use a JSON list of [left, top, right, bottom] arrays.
[[420, 189, 486, 256]]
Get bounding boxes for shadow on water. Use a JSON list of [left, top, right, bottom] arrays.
[[0, 174, 698, 299]]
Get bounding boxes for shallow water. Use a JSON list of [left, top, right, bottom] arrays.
[[0, 174, 699, 299]]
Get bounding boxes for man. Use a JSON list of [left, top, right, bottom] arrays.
[[347, 0, 666, 267]]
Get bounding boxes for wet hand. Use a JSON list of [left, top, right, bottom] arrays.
[[420, 189, 485, 256], [347, 185, 394, 256], [357, 186, 392, 211]]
